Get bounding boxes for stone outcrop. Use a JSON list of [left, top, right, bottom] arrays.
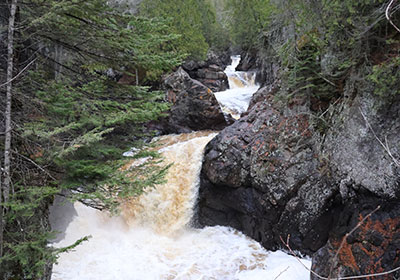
[[196, 85, 338, 254], [162, 67, 227, 133], [196, 73, 400, 277], [310, 91, 400, 278], [235, 49, 280, 87], [325, 92, 400, 199], [311, 199, 400, 280]]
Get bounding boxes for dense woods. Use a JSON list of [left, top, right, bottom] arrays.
[[1, 0, 399, 278]]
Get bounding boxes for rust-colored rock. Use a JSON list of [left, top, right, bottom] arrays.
[[312, 201, 400, 279]]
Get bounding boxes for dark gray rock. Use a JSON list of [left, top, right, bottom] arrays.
[[311, 198, 400, 280], [196, 86, 338, 254], [162, 67, 227, 133], [196, 56, 400, 264], [310, 87, 400, 278], [181, 51, 231, 92]]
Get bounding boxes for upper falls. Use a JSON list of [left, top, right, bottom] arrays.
[[213, 55, 259, 119]]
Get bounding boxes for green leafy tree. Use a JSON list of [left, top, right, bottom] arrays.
[[18, 0, 184, 207], [198, 0, 231, 51]]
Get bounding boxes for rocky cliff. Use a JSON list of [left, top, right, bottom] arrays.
[[196, 58, 400, 278]]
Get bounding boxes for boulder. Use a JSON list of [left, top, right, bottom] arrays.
[[162, 67, 227, 133], [182, 52, 230, 92], [196, 68, 400, 276], [192, 2, 400, 272]]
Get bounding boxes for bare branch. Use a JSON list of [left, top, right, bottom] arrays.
[[328, 205, 381, 278], [0, 57, 38, 88], [280, 205, 400, 279], [360, 109, 400, 168], [274, 266, 290, 280], [280, 235, 328, 280], [11, 150, 57, 181], [386, 0, 400, 33]]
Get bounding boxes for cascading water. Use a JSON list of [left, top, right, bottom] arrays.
[[51, 57, 311, 280], [213, 55, 260, 119]]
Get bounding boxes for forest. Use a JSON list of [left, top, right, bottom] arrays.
[[1, 0, 400, 279]]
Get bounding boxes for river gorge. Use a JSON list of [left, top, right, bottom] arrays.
[[50, 57, 311, 280]]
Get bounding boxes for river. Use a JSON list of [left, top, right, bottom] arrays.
[[50, 56, 311, 280]]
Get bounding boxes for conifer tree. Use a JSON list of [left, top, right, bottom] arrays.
[[225, 0, 276, 49], [139, 0, 214, 60], [0, 0, 184, 278]]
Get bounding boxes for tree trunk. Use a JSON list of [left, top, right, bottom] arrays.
[[1, 0, 18, 259]]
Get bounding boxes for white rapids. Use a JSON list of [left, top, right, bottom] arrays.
[[213, 55, 260, 119], [51, 58, 311, 280]]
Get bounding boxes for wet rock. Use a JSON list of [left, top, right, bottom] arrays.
[[196, 86, 338, 254], [236, 51, 257, 71], [162, 67, 227, 133], [182, 52, 230, 92], [196, 69, 400, 275], [235, 49, 280, 87]]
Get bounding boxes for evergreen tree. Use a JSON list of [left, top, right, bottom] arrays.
[[0, 0, 184, 278], [225, 0, 276, 49], [139, 0, 229, 59]]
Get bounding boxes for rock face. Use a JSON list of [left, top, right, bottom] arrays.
[[236, 50, 280, 87], [162, 67, 227, 133], [311, 91, 400, 278], [311, 199, 400, 280], [196, 77, 400, 277], [196, 85, 338, 254], [325, 93, 400, 199]]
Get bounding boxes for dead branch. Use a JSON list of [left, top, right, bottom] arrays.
[[280, 205, 400, 279], [11, 150, 57, 181], [386, 0, 400, 33], [360, 109, 400, 168], [328, 205, 381, 278], [280, 235, 328, 280], [274, 266, 290, 280], [0, 57, 38, 88]]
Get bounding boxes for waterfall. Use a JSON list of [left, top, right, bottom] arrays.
[[51, 58, 311, 280], [213, 55, 260, 119], [121, 132, 218, 235]]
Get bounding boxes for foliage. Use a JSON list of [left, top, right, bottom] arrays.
[[21, 0, 185, 81], [139, 0, 229, 59], [225, 0, 276, 49], [16, 0, 182, 200], [198, 0, 231, 51], [272, 0, 396, 106], [368, 56, 400, 97], [1, 0, 184, 278], [0, 186, 58, 279]]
